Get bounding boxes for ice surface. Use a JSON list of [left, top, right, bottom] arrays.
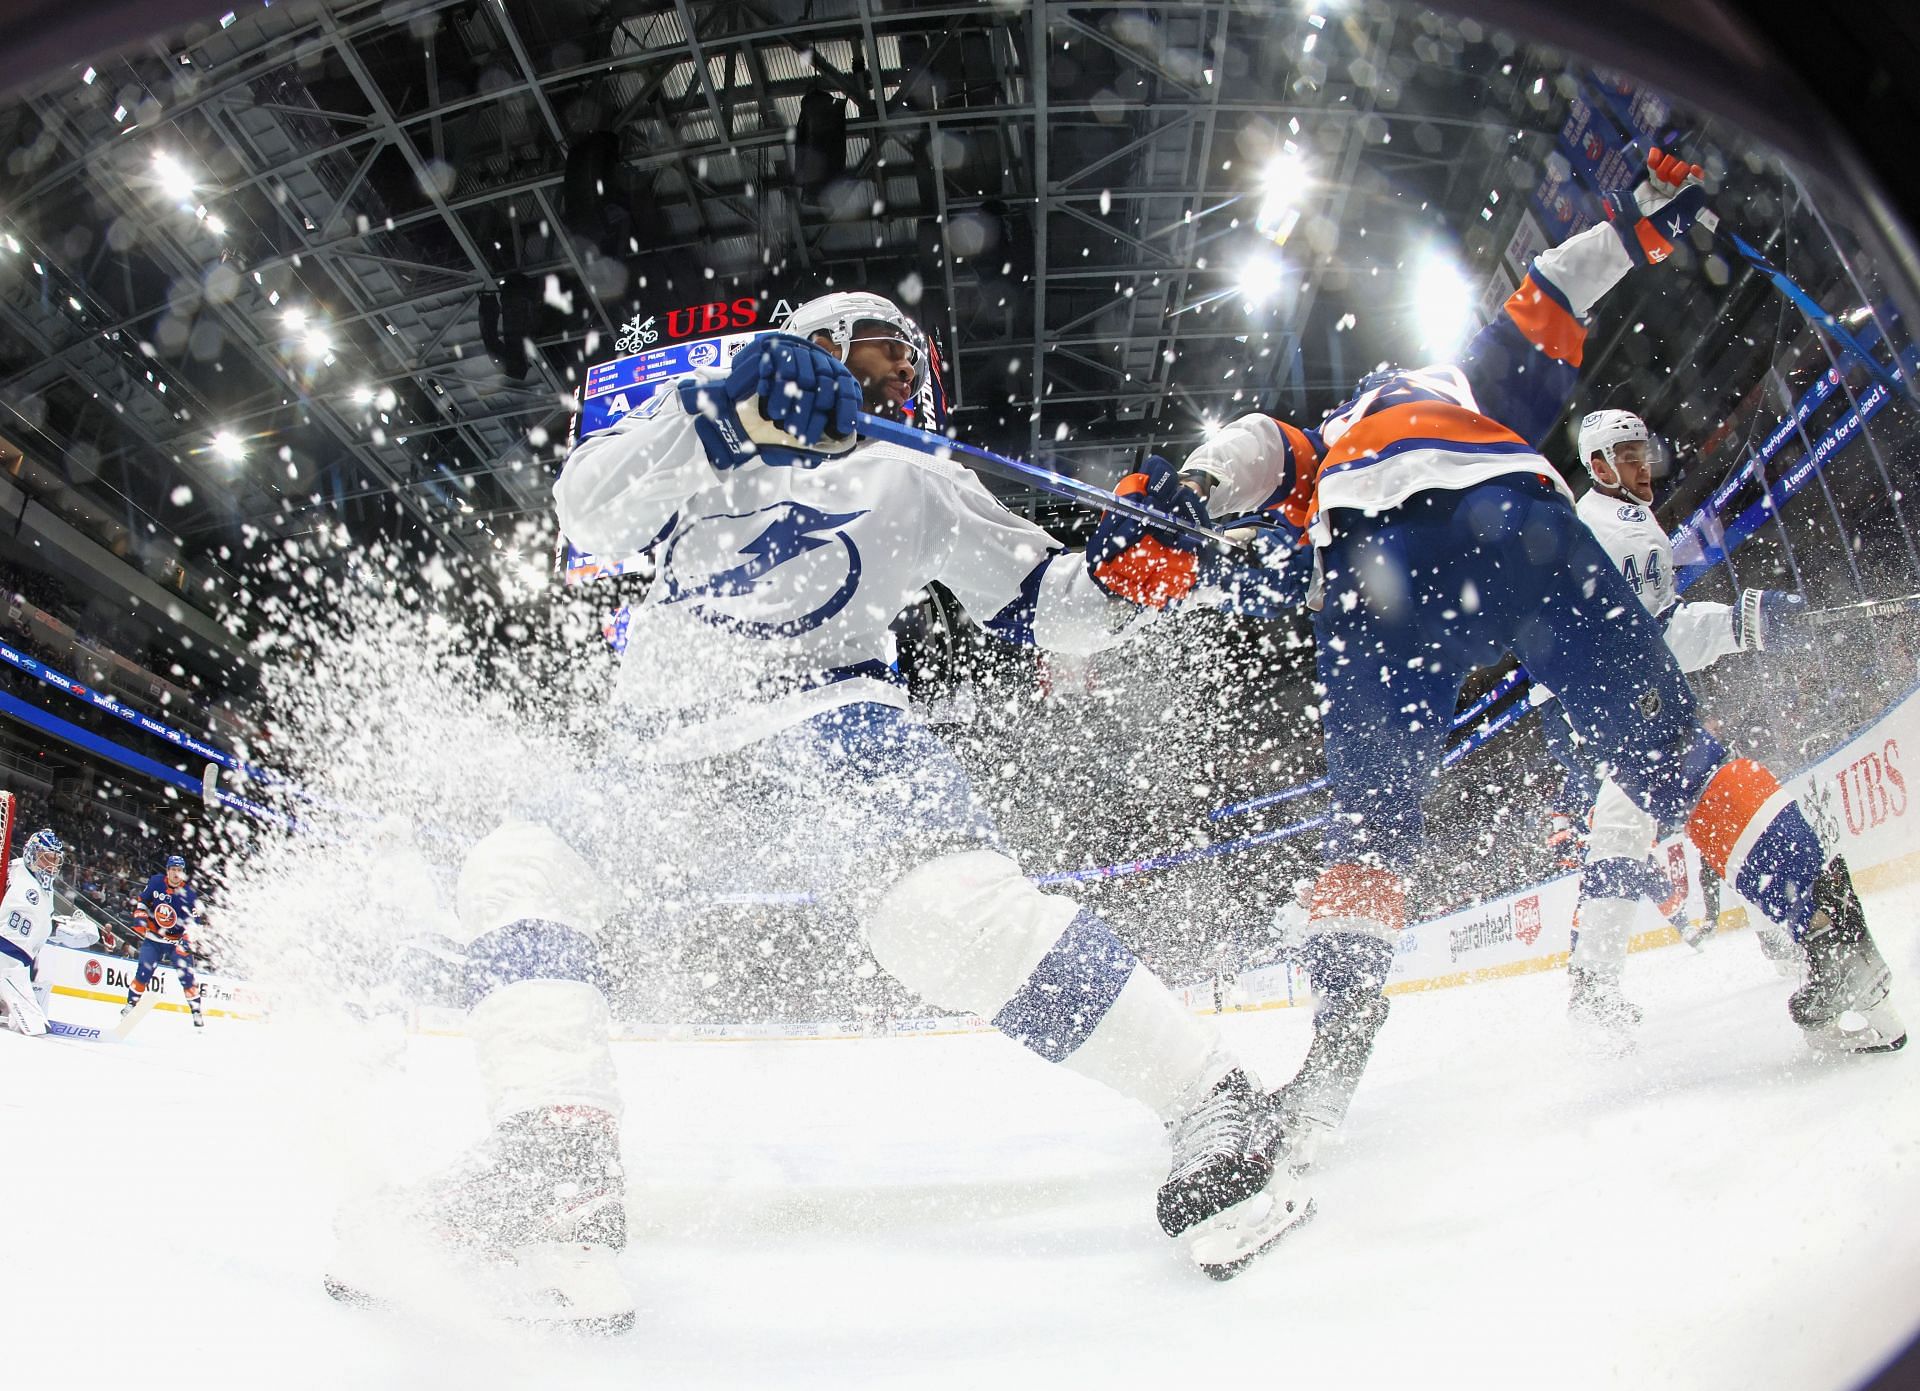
[[11, 883, 1920, 1391]]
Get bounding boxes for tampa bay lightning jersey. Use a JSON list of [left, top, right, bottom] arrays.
[[1575, 486, 1739, 674], [0, 859, 56, 969], [1577, 488, 1675, 617], [554, 368, 1143, 760]]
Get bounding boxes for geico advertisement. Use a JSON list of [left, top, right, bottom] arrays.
[[37, 944, 266, 1016]]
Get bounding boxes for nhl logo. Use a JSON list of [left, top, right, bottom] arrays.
[[1802, 777, 1841, 852]]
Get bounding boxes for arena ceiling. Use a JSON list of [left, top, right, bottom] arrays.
[[0, 0, 1892, 675]]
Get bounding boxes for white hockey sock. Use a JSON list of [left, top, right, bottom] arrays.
[[1569, 895, 1636, 973], [468, 979, 621, 1124], [864, 849, 1231, 1119]]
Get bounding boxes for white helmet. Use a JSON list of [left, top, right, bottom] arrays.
[[779, 291, 945, 426], [1576, 409, 1649, 483]]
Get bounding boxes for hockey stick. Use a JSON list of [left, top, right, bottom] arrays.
[[853, 411, 1246, 549], [1800, 591, 1920, 628], [107, 986, 159, 1041]]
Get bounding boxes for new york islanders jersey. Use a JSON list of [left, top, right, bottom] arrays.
[[1184, 218, 1644, 553], [554, 372, 1148, 760], [133, 874, 200, 940]]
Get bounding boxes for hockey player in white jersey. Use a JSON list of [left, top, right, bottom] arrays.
[[1555, 409, 1809, 1040], [325, 291, 1300, 1323], [0, 829, 98, 1037]]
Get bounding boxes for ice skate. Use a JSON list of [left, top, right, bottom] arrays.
[[1789, 859, 1905, 1055], [1157, 1069, 1314, 1281], [325, 1104, 633, 1332], [1755, 925, 1805, 984], [1567, 964, 1642, 1053], [1673, 912, 1716, 951]]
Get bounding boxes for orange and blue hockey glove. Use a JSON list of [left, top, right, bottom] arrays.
[[1086, 456, 1212, 609], [1606, 148, 1709, 266]]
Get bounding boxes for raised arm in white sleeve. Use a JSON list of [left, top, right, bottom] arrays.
[[1179, 414, 1295, 519], [1662, 600, 1741, 674], [552, 371, 722, 558]]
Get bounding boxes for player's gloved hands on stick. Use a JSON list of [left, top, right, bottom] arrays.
[[1087, 456, 1213, 609], [1737, 587, 1812, 651], [1606, 148, 1709, 266], [722, 332, 861, 445]]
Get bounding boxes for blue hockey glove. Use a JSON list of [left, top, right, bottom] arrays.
[[1737, 588, 1811, 651], [1198, 523, 1313, 616], [725, 332, 861, 445], [1605, 148, 1709, 266], [1086, 456, 1213, 609]]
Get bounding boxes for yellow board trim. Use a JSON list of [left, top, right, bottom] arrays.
[[49, 983, 263, 1022]]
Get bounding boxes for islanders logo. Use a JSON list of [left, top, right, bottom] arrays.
[[153, 903, 178, 932]]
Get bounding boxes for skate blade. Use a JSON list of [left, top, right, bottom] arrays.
[[1567, 1015, 1639, 1058], [1802, 1000, 1907, 1056], [325, 1237, 636, 1335], [323, 1273, 636, 1334], [1186, 1173, 1316, 1282]]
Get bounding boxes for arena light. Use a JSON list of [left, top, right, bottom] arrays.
[[1414, 250, 1476, 355], [151, 151, 195, 203], [302, 326, 333, 360], [350, 384, 374, 405], [1255, 148, 1308, 245], [1237, 253, 1287, 307], [211, 431, 246, 464]]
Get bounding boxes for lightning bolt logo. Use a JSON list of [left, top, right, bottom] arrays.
[[662, 501, 869, 636]]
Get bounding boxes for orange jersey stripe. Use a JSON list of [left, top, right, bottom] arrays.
[[1271, 420, 1322, 534], [1318, 401, 1530, 476], [1502, 276, 1586, 367], [1686, 758, 1783, 876]]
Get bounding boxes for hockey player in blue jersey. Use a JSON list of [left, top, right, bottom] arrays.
[[125, 854, 205, 1028], [1100, 149, 1903, 1230], [327, 290, 1300, 1323]]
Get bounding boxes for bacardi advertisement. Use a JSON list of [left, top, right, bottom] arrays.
[[37, 944, 267, 1024]]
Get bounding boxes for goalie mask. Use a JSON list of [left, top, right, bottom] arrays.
[[780, 291, 949, 429], [1577, 409, 1653, 501], [22, 827, 64, 888]]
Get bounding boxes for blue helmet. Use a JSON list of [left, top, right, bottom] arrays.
[[22, 828, 65, 888], [164, 854, 187, 878]]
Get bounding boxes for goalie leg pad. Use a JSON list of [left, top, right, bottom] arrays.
[[0, 962, 48, 1036], [864, 850, 1226, 1118]]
